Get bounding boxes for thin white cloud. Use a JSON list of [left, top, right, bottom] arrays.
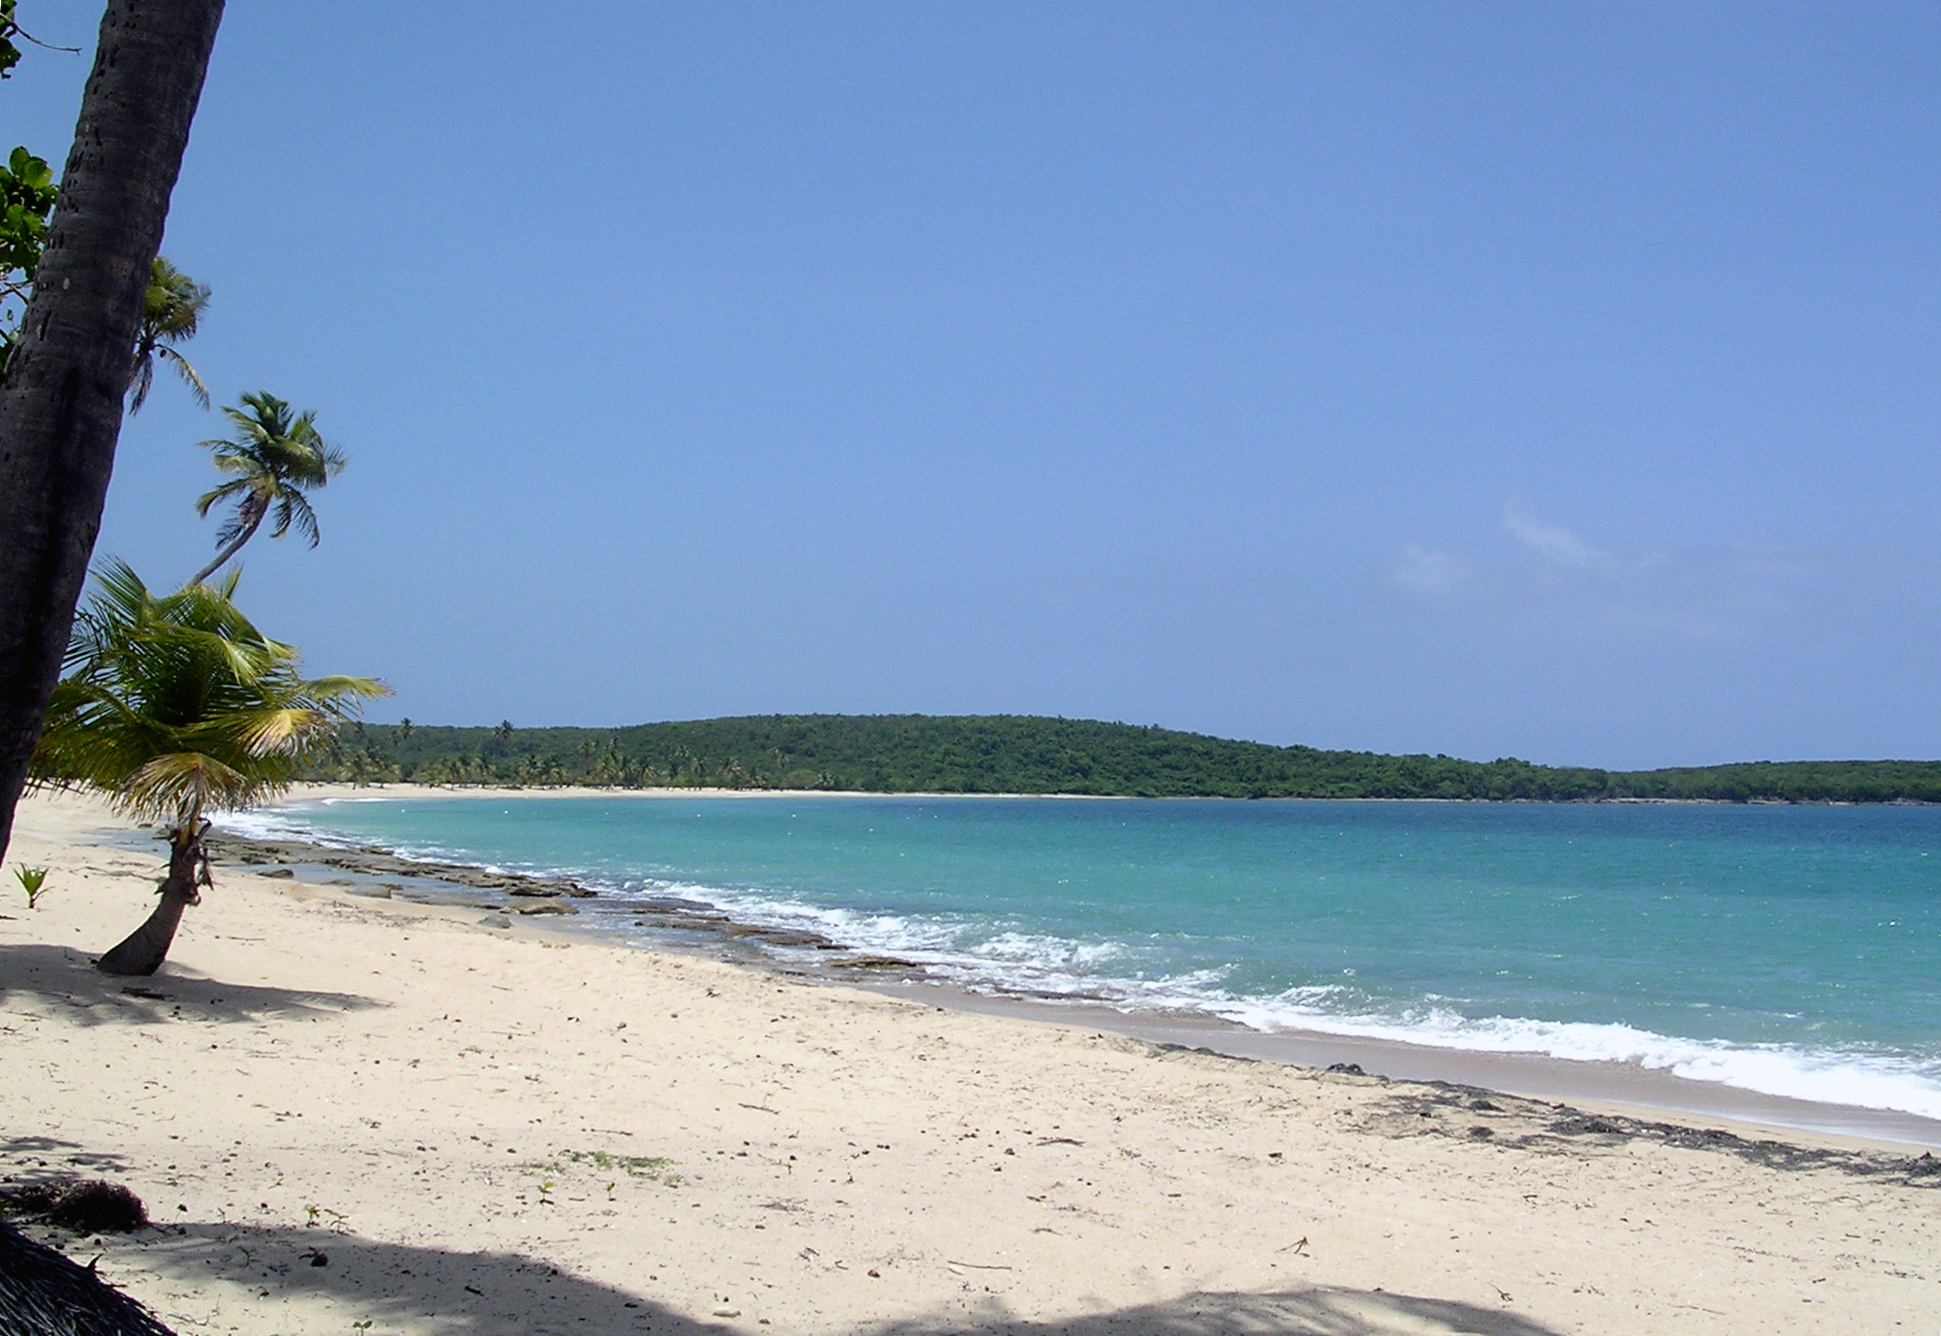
[[1387, 502, 1872, 641], [1501, 501, 1617, 571], [1391, 543, 1471, 595]]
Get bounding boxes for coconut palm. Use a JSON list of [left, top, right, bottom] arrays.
[[126, 255, 211, 413], [0, 0, 226, 869], [188, 392, 347, 587], [30, 561, 386, 975]]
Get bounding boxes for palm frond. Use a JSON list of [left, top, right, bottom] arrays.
[[193, 477, 251, 518], [212, 491, 269, 549], [272, 491, 322, 547], [127, 355, 157, 414], [29, 563, 389, 825], [122, 751, 264, 822], [156, 346, 211, 409]]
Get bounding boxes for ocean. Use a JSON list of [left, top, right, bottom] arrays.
[[232, 794, 1941, 1123]]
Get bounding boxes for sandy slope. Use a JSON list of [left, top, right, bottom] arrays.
[[2, 788, 1936, 1336]]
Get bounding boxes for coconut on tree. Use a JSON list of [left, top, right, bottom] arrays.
[[127, 255, 211, 413], [30, 561, 386, 975], [188, 392, 346, 587]]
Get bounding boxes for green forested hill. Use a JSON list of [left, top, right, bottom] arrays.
[[310, 713, 1941, 802]]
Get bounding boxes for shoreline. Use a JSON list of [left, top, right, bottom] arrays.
[[6, 787, 1940, 1335], [876, 985, 1941, 1153], [285, 780, 1938, 806], [234, 791, 1941, 1151]]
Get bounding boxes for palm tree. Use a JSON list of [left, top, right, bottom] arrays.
[[126, 255, 211, 413], [187, 392, 346, 586], [0, 0, 226, 869], [30, 561, 385, 975]]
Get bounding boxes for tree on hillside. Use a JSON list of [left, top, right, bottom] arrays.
[[127, 255, 210, 412], [0, 0, 227, 868], [30, 561, 385, 975], [187, 392, 346, 586]]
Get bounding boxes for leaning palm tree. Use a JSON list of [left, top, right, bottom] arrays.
[[30, 561, 386, 975], [126, 255, 211, 414], [188, 392, 347, 586], [0, 0, 226, 873]]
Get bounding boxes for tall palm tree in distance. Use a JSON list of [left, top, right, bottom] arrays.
[[188, 391, 346, 586], [127, 254, 210, 412]]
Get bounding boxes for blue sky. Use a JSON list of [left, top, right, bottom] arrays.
[[10, 2, 1941, 767]]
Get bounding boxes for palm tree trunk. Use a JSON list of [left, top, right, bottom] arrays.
[[0, 0, 226, 867], [186, 512, 263, 587], [96, 825, 208, 976]]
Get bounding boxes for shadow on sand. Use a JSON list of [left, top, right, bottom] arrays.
[[1, 1135, 141, 1183], [0, 942, 379, 1026], [97, 1221, 1563, 1336]]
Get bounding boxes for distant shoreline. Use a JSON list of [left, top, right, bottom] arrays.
[[284, 781, 1936, 806], [314, 714, 1941, 803]]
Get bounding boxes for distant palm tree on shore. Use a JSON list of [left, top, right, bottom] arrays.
[[187, 391, 346, 587]]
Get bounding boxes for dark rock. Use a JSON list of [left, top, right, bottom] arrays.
[[842, 955, 918, 971], [1325, 1063, 1364, 1075], [1660, 1125, 1743, 1149]]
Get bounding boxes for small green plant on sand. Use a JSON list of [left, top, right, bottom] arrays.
[[522, 1149, 682, 1188], [13, 865, 48, 909], [562, 1149, 683, 1186]]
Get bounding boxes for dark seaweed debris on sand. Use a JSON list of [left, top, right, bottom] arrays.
[[0, 1175, 150, 1233], [1351, 1077, 1941, 1185]]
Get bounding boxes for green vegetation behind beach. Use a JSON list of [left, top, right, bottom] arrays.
[[311, 714, 1941, 802]]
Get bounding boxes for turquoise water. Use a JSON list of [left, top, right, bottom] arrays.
[[238, 796, 1941, 1119]]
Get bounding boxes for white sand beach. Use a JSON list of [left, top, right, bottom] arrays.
[[3, 787, 1937, 1336]]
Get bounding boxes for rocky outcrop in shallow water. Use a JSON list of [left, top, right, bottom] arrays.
[[203, 832, 927, 982]]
